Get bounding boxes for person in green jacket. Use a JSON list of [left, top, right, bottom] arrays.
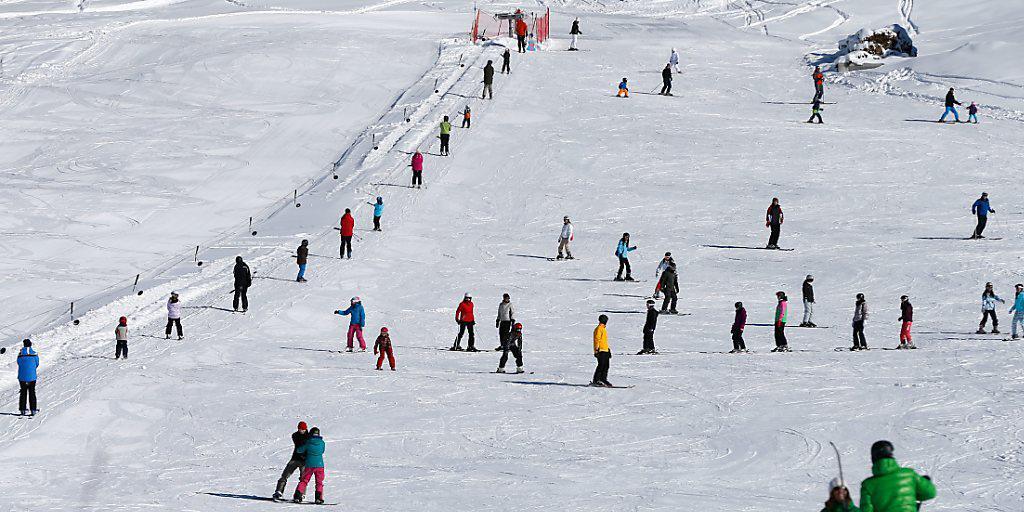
[[439, 116, 452, 156], [822, 478, 860, 512], [293, 427, 327, 504], [859, 440, 936, 512]]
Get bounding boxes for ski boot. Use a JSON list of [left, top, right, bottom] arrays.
[[556, 254, 564, 260], [315, 492, 324, 505], [728, 349, 739, 354], [623, 275, 635, 282], [770, 347, 781, 353], [165, 334, 170, 339], [515, 366, 525, 374], [975, 328, 987, 335], [613, 276, 625, 282], [465, 346, 480, 352], [636, 349, 648, 355], [495, 367, 506, 373], [808, 322, 817, 328], [177, 335, 184, 340], [907, 343, 918, 349], [293, 491, 304, 504], [449, 344, 463, 351], [668, 309, 679, 315], [992, 328, 1000, 334], [346, 347, 354, 352], [494, 346, 503, 351], [780, 345, 792, 352], [1013, 335, 1020, 340], [895, 343, 907, 350], [272, 492, 282, 502]]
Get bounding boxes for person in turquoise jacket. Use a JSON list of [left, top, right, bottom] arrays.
[[859, 440, 936, 512], [614, 232, 637, 281], [16, 339, 39, 416], [367, 197, 384, 231], [335, 297, 366, 351], [1009, 283, 1024, 339], [293, 427, 326, 504]]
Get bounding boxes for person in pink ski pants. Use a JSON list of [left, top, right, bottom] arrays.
[[334, 296, 366, 351]]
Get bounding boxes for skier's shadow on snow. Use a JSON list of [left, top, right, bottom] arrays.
[[904, 119, 942, 123], [507, 253, 550, 260], [371, 182, 416, 189], [914, 236, 970, 240], [279, 346, 339, 354], [198, 492, 274, 502], [507, 381, 592, 388], [0, 412, 27, 416], [701, 244, 772, 250], [185, 305, 236, 313], [253, 276, 295, 283], [599, 310, 643, 315]]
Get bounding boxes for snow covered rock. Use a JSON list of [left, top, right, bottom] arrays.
[[835, 24, 917, 71]]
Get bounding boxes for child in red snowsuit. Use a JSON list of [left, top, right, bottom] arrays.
[[374, 327, 396, 370]]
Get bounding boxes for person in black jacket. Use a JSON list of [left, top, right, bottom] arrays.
[[898, 295, 915, 349], [569, 18, 582, 50], [274, 421, 311, 500], [658, 262, 679, 314], [800, 274, 816, 327], [765, 198, 784, 249], [731, 302, 747, 353], [638, 300, 660, 354], [296, 240, 309, 282], [501, 48, 511, 74], [939, 87, 961, 123], [233, 256, 252, 312], [482, 60, 495, 99], [660, 64, 672, 96]]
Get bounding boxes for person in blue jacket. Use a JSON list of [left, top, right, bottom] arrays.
[[1009, 283, 1024, 339], [17, 339, 39, 416], [292, 426, 326, 504], [335, 297, 366, 351], [970, 192, 994, 239], [367, 197, 384, 231], [614, 232, 637, 281]]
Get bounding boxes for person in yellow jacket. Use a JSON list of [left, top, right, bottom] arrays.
[[592, 314, 612, 387]]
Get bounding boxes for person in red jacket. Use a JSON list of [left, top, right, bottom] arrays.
[[410, 151, 424, 188], [812, 65, 824, 101], [515, 16, 528, 53], [374, 327, 396, 371], [339, 209, 355, 259], [451, 294, 478, 351]]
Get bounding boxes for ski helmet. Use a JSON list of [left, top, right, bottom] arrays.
[[900, 295, 909, 300], [735, 301, 743, 308], [23, 339, 31, 347], [381, 327, 388, 333], [646, 300, 655, 306], [464, 293, 472, 300], [598, 314, 609, 324], [309, 427, 320, 436], [377, 196, 382, 203], [856, 293, 865, 300], [870, 440, 894, 462]]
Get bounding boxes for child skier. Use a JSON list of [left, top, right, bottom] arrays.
[[638, 300, 659, 355], [1009, 284, 1024, 339], [374, 327, 395, 370], [731, 302, 747, 353], [812, 66, 824, 101], [898, 295, 915, 349], [807, 98, 824, 124], [17, 339, 39, 416], [765, 197, 784, 249], [367, 197, 384, 231], [821, 478, 860, 512], [967, 102, 979, 123], [165, 291, 183, 340], [497, 322, 524, 373], [335, 297, 366, 351], [977, 282, 1004, 334], [115, 316, 129, 359], [616, 78, 629, 98], [410, 151, 424, 188], [771, 291, 790, 352], [592, 314, 612, 387], [461, 106, 471, 128], [669, 48, 680, 73], [293, 427, 326, 504], [852, 293, 868, 350]]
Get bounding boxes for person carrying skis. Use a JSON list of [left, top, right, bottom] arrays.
[[556, 216, 574, 260], [339, 208, 355, 258], [822, 478, 860, 512], [653, 252, 673, 298], [495, 293, 515, 351], [658, 261, 679, 314], [439, 116, 452, 156], [852, 293, 868, 350], [858, 440, 936, 512], [293, 427, 326, 504], [660, 63, 673, 96], [482, 60, 494, 99], [812, 66, 824, 101], [166, 291, 183, 340], [939, 87, 961, 123], [233, 256, 251, 312], [411, 151, 424, 188], [970, 192, 993, 239], [771, 291, 790, 352], [374, 327, 396, 370], [367, 197, 384, 231], [515, 13, 528, 53], [273, 421, 310, 501], [800, 274, 816, 327], [501, 48, 511, 74], [669, 48, 680, 73], [614, 232, 637, 281], [569, 18, 582, 51], [461, 106, 471, 128], [967, 102, 979, 123], [897, 295, 914, 349], [115, 316, 129, 359], [638, 299, 659, 355], [977, 282, 1004, 334], [765, 198, 784, 249], [592, 314, 612, 387], [451, 294, 478, 351], [17, 339, 39, 416], [497, 322, 525, 373], [296, 239, 309, 282], [731, 302, 747, 353], [616, 77, 629, 98], [335, 297, 367, 351], [807, 97, 824, 124], [1009, 284, 1024, 339]]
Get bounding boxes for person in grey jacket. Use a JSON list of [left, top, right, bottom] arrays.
[[494, 293, 515, 351], [852, 293, 868, 350]]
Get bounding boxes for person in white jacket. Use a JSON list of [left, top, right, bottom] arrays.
[[669, 48, 680, 73], [165, 291, 184, 340], [557, 216, 574, 260]]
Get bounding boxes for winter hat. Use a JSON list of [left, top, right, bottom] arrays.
[[646, 300, 655, 306], [856, 293, 865, 300], [828, 477, 844, 492], [119, 316, 128, 325], [381, 327, 388, 333], [301, 239, 308, 245], [735, 301, 743, 308], [352, 296, 361, 303], [871, 440, 894, 462], [171, 291, 178, 296], [235, 256, 243, 263], [901, 295, 909, 300], [23, 339, 31, 347], [309, 427, 320, 436], [514, 322, 522, 330], [297, 421, 308, 431], [376, 196, 383, 203], [598, 314, 608, 324], [806, 274, 813, 281]]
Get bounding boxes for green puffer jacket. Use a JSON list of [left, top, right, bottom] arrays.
[[859, 458, 936, 512]]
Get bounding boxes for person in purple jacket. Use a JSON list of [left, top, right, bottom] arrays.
[[730, 302, 747, 353]]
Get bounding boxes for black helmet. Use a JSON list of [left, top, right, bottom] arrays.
[[598, 314, 609, 324], [735, 302, 743, 308], [310, 427, 321, 436], [871, 440, 894, 462]]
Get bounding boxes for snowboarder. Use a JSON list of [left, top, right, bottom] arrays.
[[897, 295, 914, 349], [765, 198, 784, 249], [858, 440, 936, 512], [296, 239, 309, 282], [812, 66, 824, 101], [807, 97, 824, 124], [273, 421, 310, 501], [495, 293, 515, 352], [556, 216, 574, 260], [515, 14, 528, 53], [374, 327, 396, 370], [482, 60, 494, 99], [1009, 284, 1024, 339], [17, 339, 38, 416], [771, 291, 790, 352], [497, 322, 525, 373], [658, 261, 679, 314], [592, 314, 612, 387], [822, 478, 860, 512], [451, 294, 477, 351], [977, 282, 1004, 334], [367, 197, 384, 231], [439, 116, 451, 156], [801, 275, 816, 327], [660, 64, 672, 96], [115, 316, 128, 359], [569, 18, 582, 51], [411, 151, 424, 188], [233, 256, 251, 312], [501, 48, 511, 74], [335, 297, 366, 351], [614, 232, 637, 281], [852, 293, 868, 350], [970, 192, 993, 239], [731, 302, 747, 353], [293, 427, 326, 504], [461, 106, 471, 128], [339, 208, 355, 258], [638, 299, 659, 354], [165, 291, 183, 340], [967, 101, 979, 123], [669, 48, 680, 73], [939, 87, 961, 123], [616, 77, 629, 98]]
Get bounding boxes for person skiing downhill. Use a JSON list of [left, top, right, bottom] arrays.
[[897, 295, 915, 349], [482, 60, 494, 99], [822, 478, 861, 512], [494, 293, 515, 352], [807, 97, 824, 124], [501, 48, 511, 74], [295, 239, 309, 282], [461, 106, 471, 128], [977, 282, 1004, 334], [812, 66, 824, 101], [335, 297, 367, 351], [556, 216, 575, 260], [16, 339, 39, 416], [731, 302, 747, 353], [638, 299, 659, 355], [592, 314, 612, 387], [115, 316, 129, 359], [233, 256, 251, 312], [771, 291, 790, 352], [339, 208, 355, 258], [451, 294, 477, 351], [658, 261, 679, 314], [765, 198, 784, 249], [653, 252, 673, 299], [515, 13, 528, 53], [614, 233, 637, 281], [852, 293, 869, 350], [801, 275, 816, 327], [616, 77, 629, 98], [165, 291, 183, 340], [367, 197, 384, 231], [439, 116, 452, 156], [292, 427, 326, 504], [569, 18, 582, 51], [1009, 284, 1024, 339], [669, 48, 680, 73], [410, 151, 424, 188], [858, 440, 936, 512], [939, 87, 961, 123], [967, 102, 979, 123], [374, 327, 396, 370], [660, 64, 672, 96], [970, 192, 993, 239], [273, 421, 310, 501], [497, 322, 525, 373]]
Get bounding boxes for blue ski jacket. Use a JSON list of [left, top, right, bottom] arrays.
[[615, 241, 636, 258], [972, 198, 992, 216], [1011, 293, 1024, 315], [17, 347, 39, 382], [336, 302, 366, 326]]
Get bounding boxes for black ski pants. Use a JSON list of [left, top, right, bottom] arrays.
[[616, 257, 631, 279], [340, 236, 353, 258], [661, 291, 678, 312], [661, 81, 671, 95], [768, 223, 781, 247], [642, 329, 655, 352], [975, 215, 987, 237], [852, 320, 867, 348], [275, 457, 303, 496], [808, 112, 823, 123], [19, 380, 37, 412], [455, 321, 476, 349], [497, 321, 512, 348], [373, 216, 381, 231], [593, 351, 610, 384], [116, 340, 128, 359], [501, 60, 510, 73], [814, 82, 823, 101], [499, 343, 523, 369], [462, 117, 470, 128], [980, 310, 998, 329], [166, 318, 183, 337], [774, 324, 787, 347], [731, 330, 746, 351], [412, 170, 423, 187], [233, 285, 248, 311], [439, 134, 450, 155], [517, 35, 526, 52]]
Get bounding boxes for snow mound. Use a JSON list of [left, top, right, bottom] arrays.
[[835, 24, 916, 71]]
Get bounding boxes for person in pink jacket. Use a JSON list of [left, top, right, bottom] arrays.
[[410, 151, 424, 188], [771, 291, 790, 352]]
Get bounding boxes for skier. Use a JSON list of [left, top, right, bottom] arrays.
[[515, 14, 528, 53], [970, 192, 993, 239], [638, 299, 659, 355], [367, 197, 384, 231], [807, 97, 824, 124], [439, 116, 451, 156], [556, 216, 574, 260], [411, 151, 424, 188], [461, 106, 471, 128], [339, 208, 355, 258], [852, 293, 868, 350], [897, 295, 915, 349], [614, 232, 637, 281], [273, 421, 310, 501], [451, 294, 477, 351], [296, 239, 309, 282], [765, 197, 784, 249], [233, 256, 251, 312], [482, 60, 494, 99], [374, 327, 396, 371], [660, 63, 673, 96], [1009, 284, 1024, 339], [822, 478, 860, 512], [858, 440, 936, 512], [335, 297, 366, 351], [967, 101, 979, 123], [653, 252, 673, 299], [977, 282, 1004, 334], [771, 291, 790, 352], [494, 293, 515, 352], [115, 316, 129, 360], [501, 48, 511, 74], [616, 77, 629, 98], [17, 339, 39, 416], [812, 66, 824, 101], [658, 261, 679, 314], [165, 291, 183, 340], [569, 18, 582, 51], [731, 302, 747, 353], [293, 427, 326, 504], [669, 48, 680, 73], [591, 314, 612, 387], [497, 322, 525, 373], [800, 274, 816, 327], [939, 87, 961, 123]]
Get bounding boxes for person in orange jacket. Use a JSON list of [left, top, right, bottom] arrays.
[[451, 294, 478, 351], [339, 209, 355, 259], [515, 14, 528, 53], [813, 66, 824, 101]]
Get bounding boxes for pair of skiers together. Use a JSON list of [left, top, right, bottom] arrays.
[[852, 294, 917, 350], [273, 422, 327, 504], [333, 296, 396, 368], [821, 440, 936, 512], [809, 67, 825, 123], [939, 87, 979, 123], [449, 294, 526, 373]]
